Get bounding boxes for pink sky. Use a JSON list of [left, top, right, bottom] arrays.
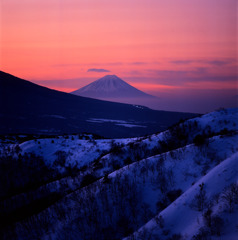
[[1, 0, 237, 112]]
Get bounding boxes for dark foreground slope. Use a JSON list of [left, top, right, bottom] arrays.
[[0, 71, 196, 138]]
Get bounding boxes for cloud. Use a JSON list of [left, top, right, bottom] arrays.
[[147, 68, 208, 79], [143, 68, 237, 88], [130, 62, 148, 65], [88, 62, 123, 66], [126, 70, 142, 75], [170, 58, 236, 66], [87, 68, 110, 73], [105, 62, 124, 66], [205, 60, 232, 66], [52, 63, 81, 67], [170, 60, 194, 65]]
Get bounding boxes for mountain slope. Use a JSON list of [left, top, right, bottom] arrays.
[[71, 75, 155, 99], [0, 71, 196, 138], [0, 108, 237, 240], [126, 152, 238, 240]]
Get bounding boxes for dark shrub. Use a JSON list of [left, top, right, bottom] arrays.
[[80, 174, 98, 188], [193, 183, 207, 211], [203, 208, 212, 228], [112, 161, 121, 171], [117, 216, 134, 236], [103, 174, 111, 184], [219, 128, 229, 135], [157, 197, 169, 211], [110, 141, 122, 155], [124, 157, 133, 165], [192, 227, 210, 240], [167, 189, 182, 202], [167, 233, 182, 240], [211, 215, 224, 236], [193, 134, 206, 146], [54, 150, 67, 166]]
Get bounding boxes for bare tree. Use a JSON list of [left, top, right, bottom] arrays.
[[194, 183, 207, 212], [221, 183, 238, 213]]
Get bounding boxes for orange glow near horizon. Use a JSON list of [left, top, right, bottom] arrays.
[[0, 0, 237, 112]]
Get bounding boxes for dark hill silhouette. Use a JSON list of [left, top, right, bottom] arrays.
[[0, 71, 197, 138]]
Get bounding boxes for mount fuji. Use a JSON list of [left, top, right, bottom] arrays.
[[71, 75, 156, 104]]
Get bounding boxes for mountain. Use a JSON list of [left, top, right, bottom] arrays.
[[71, 75, 155, 99], [71, 75, 159, 107], [0, 108, 237, 239], [0, 71, 196, 138]]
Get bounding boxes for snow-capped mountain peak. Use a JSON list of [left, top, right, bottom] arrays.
[[71, 75, 155, 99], [80, 75, 130, 92]]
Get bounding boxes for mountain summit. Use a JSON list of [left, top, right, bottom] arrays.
[[71, 75, 155, 99]]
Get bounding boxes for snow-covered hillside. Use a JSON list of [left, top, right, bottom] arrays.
[[124, 152, 238, 240], [0, 108, 237, 240]]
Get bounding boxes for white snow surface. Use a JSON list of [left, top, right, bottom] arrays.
[[19, 136, 134, 168]]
